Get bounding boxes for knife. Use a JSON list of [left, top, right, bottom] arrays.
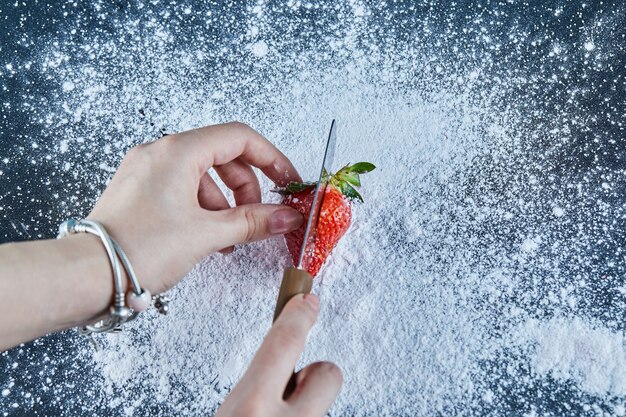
[[272, 119, 337, 322]]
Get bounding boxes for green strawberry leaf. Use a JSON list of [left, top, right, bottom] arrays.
[[284, 181, 316, 194], [350, 162, 376, 174], [341, 172, 361, 187], [340, 181, 364, 202]]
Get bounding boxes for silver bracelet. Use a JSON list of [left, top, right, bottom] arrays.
[[57, 219, 169, 346]]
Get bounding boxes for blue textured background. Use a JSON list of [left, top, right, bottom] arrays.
[[1, 1, 624, 416]]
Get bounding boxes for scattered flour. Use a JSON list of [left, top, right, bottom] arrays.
[[1, 2, 625, 417], [521, 236, 541, 253], [249, 40, 269, 58], [514, 317, 626, 397]]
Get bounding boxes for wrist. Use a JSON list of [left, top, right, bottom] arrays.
[[0, 234, 129, 349], [53, 233, 130, 328], [57, 219, 165, 337]]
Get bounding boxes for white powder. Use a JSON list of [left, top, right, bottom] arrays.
[[249, 40, 269, 58], [1, 2, 625, 417], [62, 81, 75, 92], [514, 317, 626, 397], [521, 236, 541, 253]]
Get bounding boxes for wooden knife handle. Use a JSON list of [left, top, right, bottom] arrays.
[[273, 267, 313, 322], [273, 267, 314, 398]]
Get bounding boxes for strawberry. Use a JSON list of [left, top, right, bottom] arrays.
[[281, 162, 376, 277]]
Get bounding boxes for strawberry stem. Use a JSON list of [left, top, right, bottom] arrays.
[[281, 162, 376, 201]]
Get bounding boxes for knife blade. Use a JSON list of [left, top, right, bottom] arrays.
[[297, 119, 337, 271], [272, 120, 337, 322]]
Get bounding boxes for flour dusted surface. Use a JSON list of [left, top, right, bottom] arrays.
[[0, 2, 625, 416]]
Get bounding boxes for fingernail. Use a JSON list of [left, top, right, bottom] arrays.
[[270, 208, 303, 234], [303, 294, 320, 311], [220, 246, 236, 255]]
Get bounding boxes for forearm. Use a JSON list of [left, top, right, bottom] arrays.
[[0, 234, 119, 350]]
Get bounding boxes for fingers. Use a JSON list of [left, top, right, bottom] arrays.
[[214, 159, 262, 205], [243, 294, 320, 396], [197, 173, 230, 211], [197, 173, 236, 253], [214, 296, 341, 417], [288, 362, 343, 416], [210, 203, 303, 249], [179, 122, 302, 186]]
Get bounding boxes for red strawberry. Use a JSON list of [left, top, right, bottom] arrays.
[[281, 162, 375, 277]]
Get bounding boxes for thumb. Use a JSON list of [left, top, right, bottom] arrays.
[[212, 203, 304, 248]]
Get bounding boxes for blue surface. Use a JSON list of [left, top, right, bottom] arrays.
[[0, 1, 625, 416]]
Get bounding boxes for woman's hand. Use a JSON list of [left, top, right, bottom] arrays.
[[88, 122, 304, 294], [216, 294, 343, 417], [0, 122, 309, 349]]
